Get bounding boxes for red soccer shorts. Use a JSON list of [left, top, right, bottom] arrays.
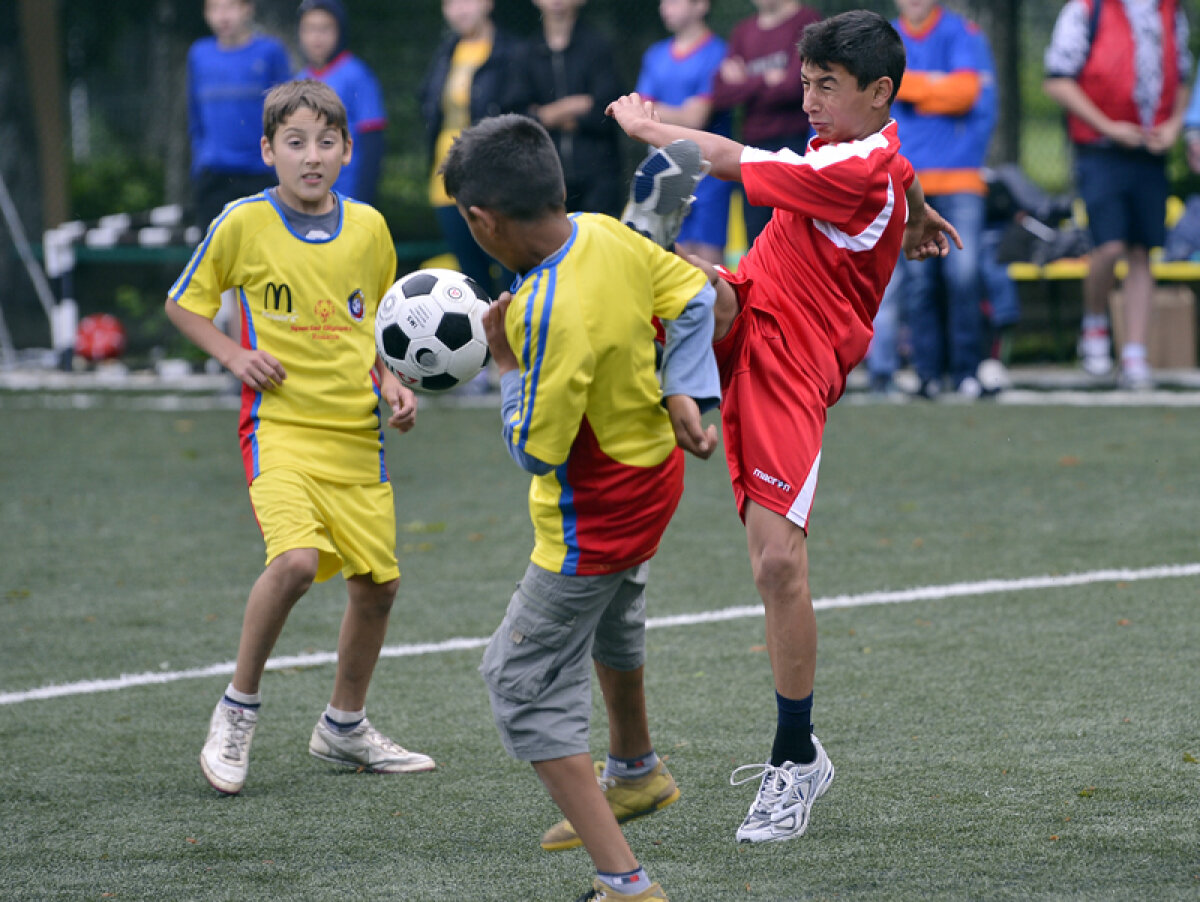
[[713, 297, 832, 531]]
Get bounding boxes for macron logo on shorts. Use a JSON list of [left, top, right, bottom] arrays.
[[753, 468, 792, 494]]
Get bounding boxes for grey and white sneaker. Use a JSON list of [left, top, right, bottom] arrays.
[[200, 701, 258, 795], [621, 139, 708, 249], [308, 716, 435, 773], [1118, 355, 1154, 391], [730, 736, 835, 843], [1078, 328, 1114, 377]]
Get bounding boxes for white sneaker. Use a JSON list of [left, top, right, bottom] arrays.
[[1118, 355, 1154, 391], [621, 140, 708, 249], [200, 701, 258, 795], [955, 375, 983, 400], [308, 716, 435, 773], [731, 736, 835, 843], [976, 357, 1012, 393], [1078, 329, 1113, 377]]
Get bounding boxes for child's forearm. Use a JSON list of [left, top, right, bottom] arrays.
[[607, 94, 745, 181], [642, 123, 743, 182], [904, 179, 926, 230], [164, 298, 239, 369]]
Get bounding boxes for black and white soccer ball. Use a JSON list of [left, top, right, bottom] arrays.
[[375, 268, 492, 392]]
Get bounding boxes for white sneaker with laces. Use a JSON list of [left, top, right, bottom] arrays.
[[621, 140, 709, 249], [1119, 355, 1154, 391], [955, 375, 983, 400], [730, 736, 834, 843], [1078, 329, 1114, 377], [200, 701, 258, 795], [308, 716, 435, 773]]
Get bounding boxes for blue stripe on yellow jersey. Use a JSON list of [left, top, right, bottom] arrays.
[[503, 213, 709, 575], [169, 193, 397, 485]]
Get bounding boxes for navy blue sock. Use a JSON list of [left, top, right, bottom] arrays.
[[770, 691, 815, 766]]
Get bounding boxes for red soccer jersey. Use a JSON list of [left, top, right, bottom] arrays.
[[724, 120, 914, 402]]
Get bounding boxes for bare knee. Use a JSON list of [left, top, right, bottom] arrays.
[[270, 549, 319, 597], [752, 544, 808, 599], [349, 575, 398, 618]]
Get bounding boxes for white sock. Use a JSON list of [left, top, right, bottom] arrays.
[[323, 705, 365, 732], [223, 683, 260, 708], [1121, 342, 1147, 363]]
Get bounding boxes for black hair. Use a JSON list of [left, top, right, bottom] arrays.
[[798, 10, 906, 103], [440, 114, 566, 221]]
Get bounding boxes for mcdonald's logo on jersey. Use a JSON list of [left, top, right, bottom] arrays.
[[264, 282, 293, 313]]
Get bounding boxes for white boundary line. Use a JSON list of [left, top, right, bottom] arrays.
[[4, 563, 1198, 707]]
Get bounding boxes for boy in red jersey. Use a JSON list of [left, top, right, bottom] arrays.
[[609, 9, 958, 844]]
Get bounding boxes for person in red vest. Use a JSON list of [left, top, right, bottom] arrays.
[[1043, 0, 1192, 390]]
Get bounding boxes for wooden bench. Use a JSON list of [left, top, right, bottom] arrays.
[[1007, 259, 1200, 368]]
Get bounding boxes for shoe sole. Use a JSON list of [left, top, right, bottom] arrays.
[[308, 747, 437, 774], [541, 784, 682, 851], [200, 753, 244, 795], [736, 759, 835, 844]]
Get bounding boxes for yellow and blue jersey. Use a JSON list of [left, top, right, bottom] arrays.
[[504, 213, 709, 575], [168, 192, 397, 486]]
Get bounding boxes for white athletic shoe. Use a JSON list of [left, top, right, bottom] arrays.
[[621, 139, 708, 249], [1078, 329, 1113, 377], [308, 716, 435, 773], [1118, 355, 1154, 391], [200, 701, 258, 795], [731, 736, 835, 843]]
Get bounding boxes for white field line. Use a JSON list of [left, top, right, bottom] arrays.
[[3, 563, 1198, 707]]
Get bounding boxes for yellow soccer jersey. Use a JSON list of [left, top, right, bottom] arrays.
[[168, 192, 397, 485], [505, 213, 709, 574]]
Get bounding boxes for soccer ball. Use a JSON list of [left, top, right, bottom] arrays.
[[75, 313, 127, 362], [375, 268, 492, 392]]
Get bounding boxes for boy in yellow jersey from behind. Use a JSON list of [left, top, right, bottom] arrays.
[[441, 113, 720, 902], [166, 80, 435, 796]]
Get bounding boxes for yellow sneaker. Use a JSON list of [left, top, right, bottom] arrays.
[[541, 760, 680, 851], [574, 877, 668, 900]]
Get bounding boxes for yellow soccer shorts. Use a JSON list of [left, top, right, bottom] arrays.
[[248, 468, 399, 584]]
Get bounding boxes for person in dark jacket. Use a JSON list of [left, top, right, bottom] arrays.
[[505, 0, 625, 216], [419, 0, 524, 297]]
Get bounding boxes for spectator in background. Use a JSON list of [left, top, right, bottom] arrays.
[[867, 0, 997, 399], [419, 0, 523, 298], [296, 0, 386, 206], [505, 0, 625, 217], [1044, 0, 1192, 390], [188, 0, 291, 232], [1185, 58, 1200, 173], [979, 170, 1021, 383], [710, 0, 820, 246], [633, 0, 735, 266]]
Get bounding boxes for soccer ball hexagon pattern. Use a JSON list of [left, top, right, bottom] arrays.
[[375, 268, 492, 392]]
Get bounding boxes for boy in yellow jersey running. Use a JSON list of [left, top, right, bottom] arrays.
[[166, 80, 435, 796], [441, 113, 719, 902]]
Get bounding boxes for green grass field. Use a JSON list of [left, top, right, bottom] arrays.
[[2, 394, 1198, 900]]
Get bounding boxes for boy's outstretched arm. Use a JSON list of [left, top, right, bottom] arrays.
[[902, 180, 963, 260], [165, 298, 286, 391], [607, 93, 745, 182]]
